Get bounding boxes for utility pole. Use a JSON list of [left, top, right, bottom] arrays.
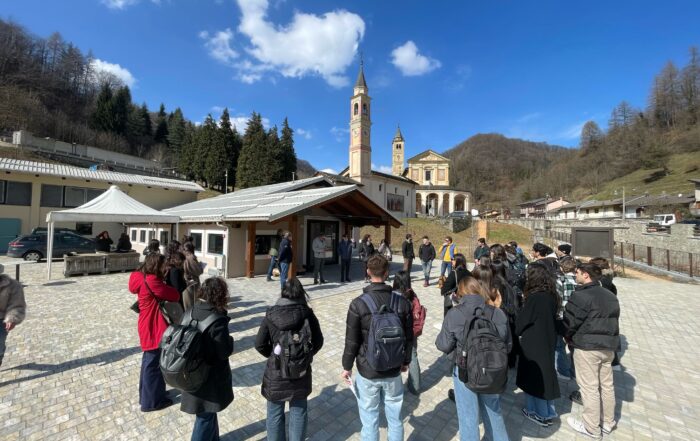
[[292, 172, 295, 182], [622, 186, 625, 220], [225, 170, 228, 194]]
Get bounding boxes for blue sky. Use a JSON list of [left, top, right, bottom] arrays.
[[4, 0, 700, 173]]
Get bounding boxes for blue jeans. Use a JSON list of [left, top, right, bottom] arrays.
[[279, 261, 290, 290], [452, 367, 509, 441], [440, 261, 452, 278], [525, 393, 558, 420], [266, 399, 308, 441], [267, 255, 278, 280], [555, 336, 573, 378], [354, 372, 404, 441], [407, 342, 420, 394], [191, 412, 219, 441], [421, 260, 432, 282], [0, 326, 7, 367]]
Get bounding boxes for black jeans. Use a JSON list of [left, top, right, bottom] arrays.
[[340, 258, 351, 281]]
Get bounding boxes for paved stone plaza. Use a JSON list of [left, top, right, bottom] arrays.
[[0, 260, 698, 440]]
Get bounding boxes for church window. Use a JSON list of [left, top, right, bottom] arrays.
[[425, 170, 432, 182], [379, 184, 383, 191], [396, 144, 402, 150], [353, 103, 358, 116], [406, 190, 409, 196], [362, 103, 368, 115], [395, 187, 398, 193]]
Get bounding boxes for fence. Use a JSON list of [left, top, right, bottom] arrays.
[[541, 228, 699, 279]]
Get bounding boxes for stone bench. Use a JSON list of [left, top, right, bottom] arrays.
[[63, 252, 140, 277]]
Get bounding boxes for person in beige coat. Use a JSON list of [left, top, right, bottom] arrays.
[[0, 264, 26, 367]]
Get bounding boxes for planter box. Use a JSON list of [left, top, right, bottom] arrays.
[[63, 254, 106, 276], [106, 252, 140, 273]]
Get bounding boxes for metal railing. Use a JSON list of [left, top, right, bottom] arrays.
[[615, 242, 699, 278]]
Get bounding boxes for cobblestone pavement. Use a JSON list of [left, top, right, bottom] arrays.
[[0, 259, 698, 440]]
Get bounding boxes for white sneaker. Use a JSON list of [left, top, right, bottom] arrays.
[[601, 422, 617, 434], [567, 417, 602, 439]]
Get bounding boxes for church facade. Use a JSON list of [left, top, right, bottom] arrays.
[[319, 65, 471, 219]]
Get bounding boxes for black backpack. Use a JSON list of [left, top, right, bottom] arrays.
[[275, 318, 314, 380], [361, 291, 406, 372], [456, 306, 509, 394], [159, 309, 220, 393]]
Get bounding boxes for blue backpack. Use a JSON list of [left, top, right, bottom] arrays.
[[361, 292, 406, 371]]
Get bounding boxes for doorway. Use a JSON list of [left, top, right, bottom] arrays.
[[305, 220, 339, 269]]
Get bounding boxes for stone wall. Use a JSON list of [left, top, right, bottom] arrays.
[[495, 218, 700, 253]]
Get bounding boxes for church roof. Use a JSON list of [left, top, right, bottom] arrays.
[[406, 149, 451, 164], [355, 64, 368, 89]]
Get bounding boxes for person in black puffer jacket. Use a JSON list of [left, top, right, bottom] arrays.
[[180, 277, 234, 441], [255, 278, 324, 441]]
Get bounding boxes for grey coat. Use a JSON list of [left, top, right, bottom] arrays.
[[435, 295, 512, 364], [0, 275, 25, 325]]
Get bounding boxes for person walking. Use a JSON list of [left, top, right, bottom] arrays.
[[358, 235, 375, 283], [311, 234, 327, 285], [418, 236, 436, 287], [437, 236, 457, 278], [267, 230, 283, 282], [473, 238, 489, 264], [255, 278, 324, 441], [378, 239, 392, 261], [564, 262, 620, 439], [278, 233, 293, 290], [436, 274, 511, 441], [129, 254, 180, 412], [95, 231, 113, 253], [338, 234, 354, 283], [181, 277, 234, 441], [393, 270, 424, 395], [341, 254, 413, 441], [401, 234, 415, 273], [516, 264, 561, 427], [116, 233, 132, 252], [0, 264, 26, 368], [440, 253, 470, 317]]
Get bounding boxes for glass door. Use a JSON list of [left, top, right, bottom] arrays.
[[305, 220, 339, 269]]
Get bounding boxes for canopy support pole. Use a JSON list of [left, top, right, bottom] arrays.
[[175, 222, 180, 242], [46, 221, 54, 280]]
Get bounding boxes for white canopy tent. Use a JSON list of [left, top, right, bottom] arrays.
[[45, 185, 180, 279]]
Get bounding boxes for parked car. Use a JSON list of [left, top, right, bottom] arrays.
[[7, 233, 96, 261], [446, 211, 470, 219]]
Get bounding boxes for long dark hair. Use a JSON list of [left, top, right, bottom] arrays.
[[197, 277, 229, 313], [524, 264, 561, 311], [282, 278, 309, 304], [392, 270, 415, 301], [453, 253, 467, 269], [490, 244, 506, 261]]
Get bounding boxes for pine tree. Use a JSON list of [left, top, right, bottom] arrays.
[[266, 125, 285, 182], [280, 117, 298, 182], [112, 86, 131, 136], [178, 123, 198, 179], [140, 103, 152, 136], [218, 108, 241, 191], [236, 112, 269, 188], [90, 83, 114, 132], [167, 108, 186, 155], [203, 115, 228, 189], [154, 103, 169, 145]]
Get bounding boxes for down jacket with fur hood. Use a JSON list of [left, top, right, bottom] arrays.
[[0, 274, 26, 325]]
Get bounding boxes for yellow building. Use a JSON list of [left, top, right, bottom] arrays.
[[403, 150, 471, 216], [0, 158, 203, 250]]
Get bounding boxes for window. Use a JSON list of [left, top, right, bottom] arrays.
[[255, 234, 278, 255], [191, 233, 203, 252], [148, 230, 155, 241], [63, 186, 104, 208], [362, 103, 368, 115], [131, 229, 137, 241], [594, 209, 599, 214], [207, 233, 224, 255], [425, 170, 432, 182], [139, 230, 146, 243], [396, 143, 402, 150], [406, 190, 409, 196], [353, 103, 358, 115], [0, 181, 4, 204], [379, 184, 382, 191], [5, 181, 32, 206], [160, 230, 169, 246], [41, 184, 63, 207], [395, 187, 398, 193], [75, 223, 93, 235]]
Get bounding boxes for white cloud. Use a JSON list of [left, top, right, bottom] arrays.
[[101, 0, 159, 10], [372, 163, 393, 174], [330, 126, 349, 142], [231, 0, 365, 86], [230, 115, 271, 132], [210, 106, 225, 113], [391, 41, 441, 76], [295, 128, 312, 140], [559, 121, 587, 140], [90, 59, 136, 87], [200, 29, 239, 64], [517, 112, 542, 123], [320, 167, 338, 174]]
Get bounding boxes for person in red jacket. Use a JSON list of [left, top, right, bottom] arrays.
[[129, 253, 180, 412]]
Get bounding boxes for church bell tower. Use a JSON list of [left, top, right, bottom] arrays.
[[349, 62, 371, 178], [392, 125, 404, 176]]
